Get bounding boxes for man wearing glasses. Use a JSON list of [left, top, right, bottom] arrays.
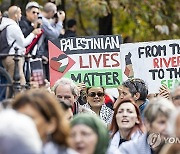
[[19, 1, 41, 37], [1, 6, 41, 86]]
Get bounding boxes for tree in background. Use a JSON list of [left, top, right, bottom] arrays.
[[0, 0, 179, 42], [70, 0, 180, 41]]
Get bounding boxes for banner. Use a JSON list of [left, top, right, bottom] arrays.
[[120, 39, 180, 93], [49, 35, 122, 87]]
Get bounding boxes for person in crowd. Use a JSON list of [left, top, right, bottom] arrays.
[[63, 19, 77, 38], [0, 6, 41, 85], [59, 100, 73, 121], [114, 78, 148, 118], [69, 113, 109, 154], [108, 98, 145, 152], [53, 78, 80, 114], [53, 78, 95, 115], [40, 2, 65, 40], [159, 108, 180, 154], [0, 109, 42, 154], [19, 1, 40, 37], [12, 89, 77, 154], [171, 85, 180, 106], [37, 2, 65, 80], [118, 97, 175, 154], [82, 86, 114, 125], [77, 82, 115, 110]]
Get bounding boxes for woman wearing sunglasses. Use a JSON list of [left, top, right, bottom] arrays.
[[82, 87, 114, 125], [108, 97, 145, 153]]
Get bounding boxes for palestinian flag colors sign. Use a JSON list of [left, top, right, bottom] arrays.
[[49, 35, 122, 87]]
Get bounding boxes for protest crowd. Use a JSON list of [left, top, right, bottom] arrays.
[[0, 1, 180, 154]]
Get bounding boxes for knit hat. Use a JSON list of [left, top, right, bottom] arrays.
[[71, 113, 109, 154]]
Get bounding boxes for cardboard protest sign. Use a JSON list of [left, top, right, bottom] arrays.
[[49, 35, 122, 87], [120, 39, 180, 93]]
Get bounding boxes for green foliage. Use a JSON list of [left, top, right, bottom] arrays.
[[66, 0, 180, 41], [1, 0, 179, 41]]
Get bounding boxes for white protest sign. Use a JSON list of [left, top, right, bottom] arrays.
[[120, 39, 180, 93]]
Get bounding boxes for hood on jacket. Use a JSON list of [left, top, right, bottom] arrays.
[[0, 17, 17, 31]]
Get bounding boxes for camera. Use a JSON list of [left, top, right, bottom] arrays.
[[37, 23, 41, 28], [53, 12, 58, 18], [53, 11, 62, 18]]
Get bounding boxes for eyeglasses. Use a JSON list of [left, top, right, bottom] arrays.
[[87, 92, 104, 97], [32, 11, 39, 15]]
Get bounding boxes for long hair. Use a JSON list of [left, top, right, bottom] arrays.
[[12, 89, 70, 146], [110, 97, 145, 140]]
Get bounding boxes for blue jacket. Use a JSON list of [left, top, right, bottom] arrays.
[[139, 99, 149, 119]]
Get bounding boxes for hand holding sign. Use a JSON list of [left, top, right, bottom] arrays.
[[158, 85, 170, 99]]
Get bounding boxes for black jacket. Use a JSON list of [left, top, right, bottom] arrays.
[[19, 16, 34, 37]]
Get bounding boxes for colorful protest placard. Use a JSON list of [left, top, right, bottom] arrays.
[[49, 35, 122, 87], [120, 39, 180, 93]]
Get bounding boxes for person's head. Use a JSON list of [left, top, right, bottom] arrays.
[[171, 85, 180, 106], [144, 97, 175, 137], [25, 1, 40, 23], [86, 87, 105, 109], [12, 89, 70, 146], [8, 6, 22, 22], [43, 2, 57, 19], [121, 78, 148, 101], [0, 109, 42, 154], [110, 97, 145, 139], [59, 100, 73, 121], [70, 113, 109, 154], [114, 78, 148, 109], [67, 19, 76, 31], [53, 78, 80, 107]]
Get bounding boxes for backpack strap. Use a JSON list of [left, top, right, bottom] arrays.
[[5, 24, 16, 48], [10, 40, 16, 48]]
